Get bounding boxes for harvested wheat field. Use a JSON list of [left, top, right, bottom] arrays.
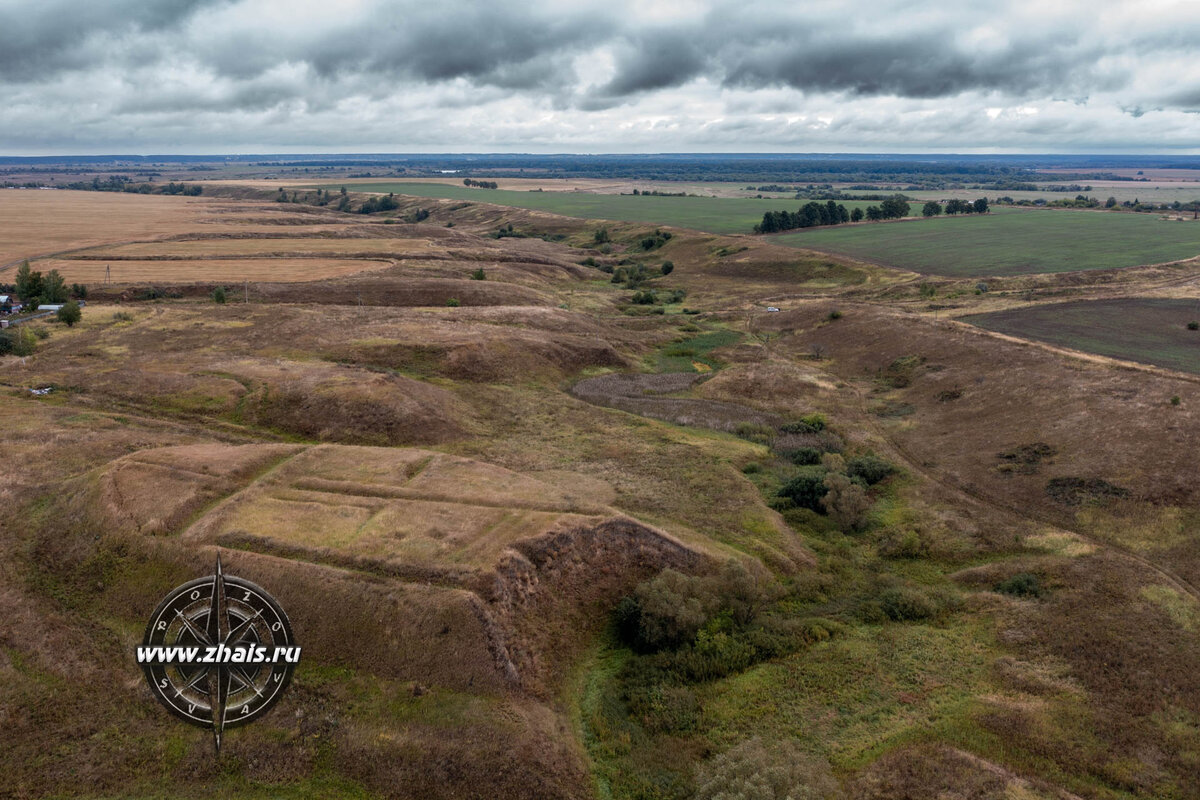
[[0, 189, 350, 269], [79, 236, 445, 258], [36, 256, 391, 282]]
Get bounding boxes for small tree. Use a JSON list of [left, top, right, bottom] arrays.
[[821, 472, 871, 531], [850, 207, 864, 222], [922, 201, 942, 217], [212, 286, 227, 304], [57, 300, 82, 327], [470, 268, 486, 280], [41, 269, 68, 303], [15, 260, 42, 301], [661, 261, 674, 275]]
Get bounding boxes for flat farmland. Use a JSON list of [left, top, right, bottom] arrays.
[[339, 181, 905, 234], [772, 208, 1200, 276], [36, 257, 391, 283], [80, 237, 442, 258], [963, 297, 1200, 374], [0, 189, 223, 268]]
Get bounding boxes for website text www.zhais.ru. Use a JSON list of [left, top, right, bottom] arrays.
[[137, 644, 301, 665]]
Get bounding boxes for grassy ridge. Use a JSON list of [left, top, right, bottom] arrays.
[[340, 182, 896, 234], [964, 297, 1200, 374], [772, 209, 1200, 276]]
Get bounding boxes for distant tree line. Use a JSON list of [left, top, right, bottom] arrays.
[[921, 198, 989, 216], [50, 175, 203, 195], [629, 188, 689, 196], [462, 178, 498, 189], [755, 200, 852, 233]]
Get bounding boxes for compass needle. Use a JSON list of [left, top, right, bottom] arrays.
[[141, 553, 298, 755]]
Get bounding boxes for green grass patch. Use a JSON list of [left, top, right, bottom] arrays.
[[773, 208, 1200, 277], [339, 182, 898, 235], [654, 329, 742, 373]]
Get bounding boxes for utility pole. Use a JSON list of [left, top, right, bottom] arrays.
[[244, 280, 248, 303]]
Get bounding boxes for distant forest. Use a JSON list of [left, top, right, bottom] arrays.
[[4, 153, 1200, 188]]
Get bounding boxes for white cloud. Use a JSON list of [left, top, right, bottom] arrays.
[[1, 0, 1200, 153]]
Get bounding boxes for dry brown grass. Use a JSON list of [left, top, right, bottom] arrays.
[[81, 237, 445, 257], [38, 256, 392, 283]]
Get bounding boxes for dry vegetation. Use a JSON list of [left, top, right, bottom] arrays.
[[4, 181, 1200, 800]]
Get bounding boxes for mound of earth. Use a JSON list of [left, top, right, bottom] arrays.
[[95, 443, 707, 692]]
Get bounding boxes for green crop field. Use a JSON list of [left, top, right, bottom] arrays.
[[340, 181, 899, 234], [964, 298, 1200, 374], [771, 208, 1200, 277]]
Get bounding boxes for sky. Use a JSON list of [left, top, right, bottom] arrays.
[[3, 0, 1200, 155]]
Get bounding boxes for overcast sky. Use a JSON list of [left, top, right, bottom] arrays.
[[3, 0, 1200, 155]]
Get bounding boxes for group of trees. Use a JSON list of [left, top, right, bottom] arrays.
[[357, 192, 399, 214], [923, 198, 989, 216], [757, 195, 917, 233], [863, 195, 911, 221], [15, 261, 70, 308], [462, 178, 498, 189], [755, 200, 852, 233]]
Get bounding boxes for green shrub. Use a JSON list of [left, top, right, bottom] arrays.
[[780, 413, 826, 435], [695, 738, 842, 800], [827, 309, 842, 320], [741, 462, 762, 474], [1189, 321, 1199, 331], [1045, 476, 1129, 505], [1, 327, 37, 356], [628, 570, 716, 651], [445, 298, 461, 307], [996, 572, 1043, 598], [661, 261, 674, 275], [879, 586, 940, 621], [786, 447, 822, 466], [777, 469, 829, 512], [879, 355, 924, 388], [111, 311, 133, 322], [212, 286, 227, 304], [846, 455, 896, 485], [56, 300, 82, 327], [734, 422, 775, 444], [1171, 395, 1182, 406], [470, 268, 486, 280]]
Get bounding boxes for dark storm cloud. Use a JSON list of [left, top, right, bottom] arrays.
[[3, 0, 1200, 152], [718, 33, 1096, 99], [0, 0, 226, 79], [599, 34, 707, 96]]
